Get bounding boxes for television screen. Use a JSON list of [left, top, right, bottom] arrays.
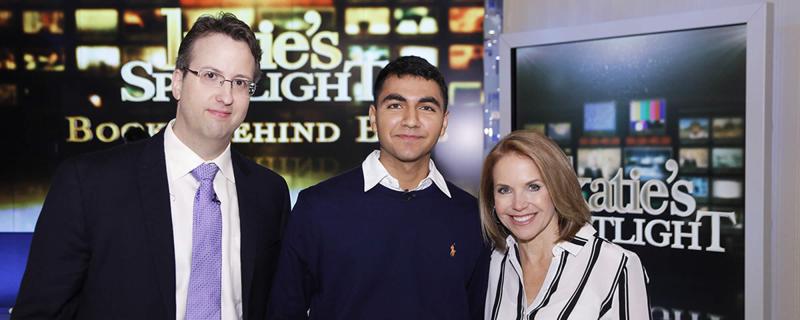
[[448, 7, 483, 33], [184, 9, 255, 31], [0, 84, 16, 106], [712, 117, 744, 140], [75, 9, 118, 39], [507, 11, 754, 319], [122, 46, 168, 70], [23, 48, 65, 71], [0, 48, 14, 70], [523, 123, 545, 135], [23, 10, 64, 34], [681, 176, 709, 202], [712, 147, 744, 172], [0, 10, 15, 32], [712, 179, 743, 204], [629, 98, 666, 135], [76, 46, 121, 73], [122, 9, 167, 41], [256, 7, 336, 33], [679, 118, 710, 141], [547, 122, 571, 145], [577, 148, 621, 180], [678, 148, 709, 173], [394, 7, 437, 35], [583, 101, 616, 136], [348, 45, 390, 63], [398, 46, 437, 67], [448, 44, 481, 70], [624, 147, 672, 181], [345, 7, 390, 35]]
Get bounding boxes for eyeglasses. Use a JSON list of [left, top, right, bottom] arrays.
[[184, 67, 257, 96]]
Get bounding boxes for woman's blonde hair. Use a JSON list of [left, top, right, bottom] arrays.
[[479, 130, 591, 251]]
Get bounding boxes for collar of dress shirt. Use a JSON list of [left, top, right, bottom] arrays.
[[503, 223, 596, 257], [164, 119, 235, 183], [361, 150, 451, 198]]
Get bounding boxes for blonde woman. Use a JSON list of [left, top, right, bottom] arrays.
[[480, 130, 650, 320]]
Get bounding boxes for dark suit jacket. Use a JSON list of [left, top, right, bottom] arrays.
[[12, 131, 290, 320]]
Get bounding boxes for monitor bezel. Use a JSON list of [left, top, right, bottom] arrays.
[[499, 4, 772, 318]]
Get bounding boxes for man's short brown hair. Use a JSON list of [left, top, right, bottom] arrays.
[[175, 12, 262, 81]]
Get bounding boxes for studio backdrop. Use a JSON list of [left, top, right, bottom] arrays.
[[0, 0, 486, 310]]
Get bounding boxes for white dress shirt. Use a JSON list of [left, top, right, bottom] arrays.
[[485, 224, 650, 320], [361, 150, 451, 197], [164, 119, 243, 320]]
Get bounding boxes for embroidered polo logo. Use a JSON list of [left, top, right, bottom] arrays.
[[450, 242, 456, 257]]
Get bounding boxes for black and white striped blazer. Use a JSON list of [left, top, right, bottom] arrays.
[[484, 224, 651, 320]]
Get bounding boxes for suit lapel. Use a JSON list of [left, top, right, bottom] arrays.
[[233, 151, 257, 319], [137, 131, 177, 319]]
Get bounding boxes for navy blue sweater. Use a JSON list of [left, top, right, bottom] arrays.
[[268, 167, 490, 320]]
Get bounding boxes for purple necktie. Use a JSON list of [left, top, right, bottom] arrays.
[[186, 163, 222, 320]]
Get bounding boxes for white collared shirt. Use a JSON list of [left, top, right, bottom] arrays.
[[485, 224, 651, 320], [164, 119, 243, 320], [361, 150, 451, 198]]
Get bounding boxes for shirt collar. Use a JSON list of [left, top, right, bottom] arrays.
[[361, 150, 451, 198], [164, 119, 234, 183], [503, 223, 596, 257], [556, 223, 596, 256]]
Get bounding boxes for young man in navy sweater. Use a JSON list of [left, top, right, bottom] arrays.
[[267, 56, 489, 319]]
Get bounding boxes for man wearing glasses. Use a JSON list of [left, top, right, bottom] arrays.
[[13, 13, 289, 320]]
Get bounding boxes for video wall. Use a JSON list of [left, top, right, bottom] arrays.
[[514, 25, 746, 319], [0, 0, 485, 310]]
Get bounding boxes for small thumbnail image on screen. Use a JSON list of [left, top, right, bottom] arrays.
[[712, 147, 744, 172], [678, 148, 709, 173], [712, 117, 744, 140], [450, 84, 481, 106], [75, 9, 118, 39], [394, 7, 437, 35], [345, 7, 390, 35], [23, 10, 64, 34], [448, 7, 483, 33], [680, 176, 709, 202], [184, 9, 255, 33], [399, 46, 438, 67], [629, 98, 666, 136], [0, 48, 15, 70], [76, 46, 121, 74], [122, 9, 167, 41], [712, 178, 743, 204], [0, 10, 15, 32], [547, 122, 571, 145], [0, 84, 17, 106], [448, 44, 481, 70], [679, 118, 710, 141], [122, 46, 168, 70], [348, 45, 390, 63], [524, 123, 545, 135], [583, 101, 616, 136], [577, 147, 621, 180], [23, 48, 65, 71], [623, 147, 672, 181], [256, 8, 336, 34]]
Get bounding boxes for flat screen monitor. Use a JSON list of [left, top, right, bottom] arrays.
[[583, 101, 616, 136], [623, 147, 672, 181], [500, 5, 771, 318], [629, 98, 666, 135], [679, 118, 710, 142]]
